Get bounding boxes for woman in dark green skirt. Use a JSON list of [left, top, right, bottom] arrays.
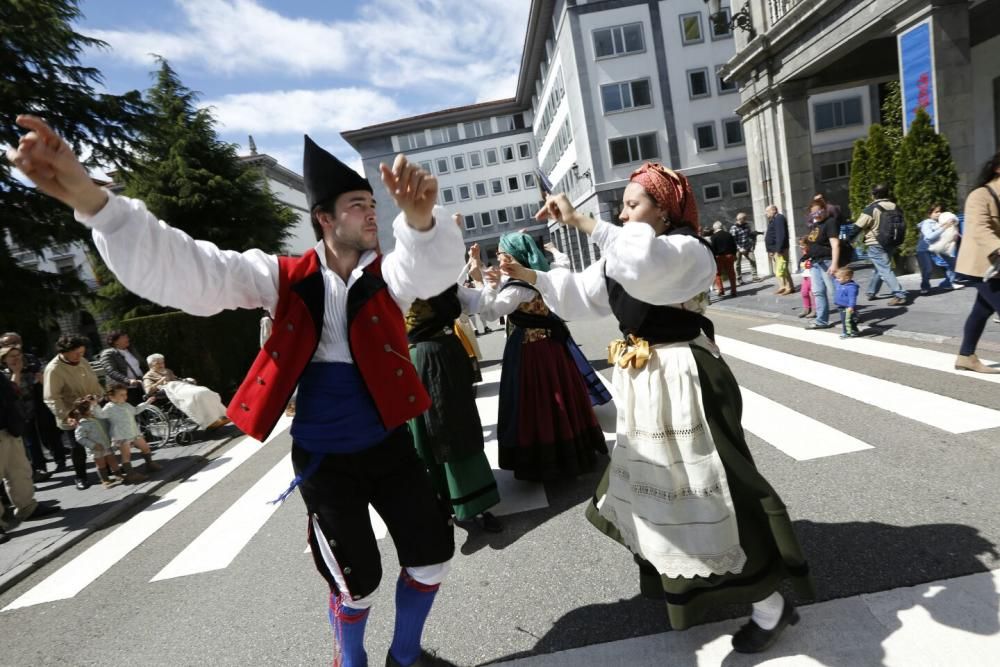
[[405, 285, 502, 532], [502, 163, 814, 654]]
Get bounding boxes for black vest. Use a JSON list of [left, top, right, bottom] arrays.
[[500, 280, 571, 342], [605, 226, 715, 344], [405, 285, 462, 343]]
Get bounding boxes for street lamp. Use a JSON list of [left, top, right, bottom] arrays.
[[704, 0, 757, 39], [571, 163, 592, 184]]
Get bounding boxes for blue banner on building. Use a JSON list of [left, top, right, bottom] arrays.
[[898, 20, 937, 133]]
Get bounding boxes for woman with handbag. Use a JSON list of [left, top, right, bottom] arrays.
[[955, 150, 1000, 374]]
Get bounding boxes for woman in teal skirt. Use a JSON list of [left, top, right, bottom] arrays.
[[502, 163, 813, 653], [405, 284, 502, 532]]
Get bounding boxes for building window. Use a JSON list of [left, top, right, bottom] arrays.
[[731, 178, 750, 197], [398, 131, 427, 151], [593, 23, 645, 59], [498, 113, 526, 131], [710, 8, 732, 39], [517, 142, 532, 159], [523, 173, 537, 189], [464, 119, 491, 138], [679, 13, 704, 45], [490, 178, 504, 195], [609, 133, 659, 167], [452, 154, 466, 171], [813, 97, 864, 132], [497, 208, 509, 224], [694, 122, 717, 151], [441, 187, 455, 204], [458, 184, 471, 201], [463, 214, 476, 230], [716, 65, 738, 94], [501, 145, 516, 162], [723, 118, 744, 147], [820, 161, 852, 181], [432, 125, 459, 144], [702, 183, 723, 202], [506, 176, 520, 192], [513, 205, 525, 220], [419, 161, 433, 173], [687, 68, 710, 99], [54, 256, 77, 275], [485, 148, 499, 165], [480, 211, 493, 227], [474, 181, 488, 198], [528, 203, 540, 217], [468, 151, 482, 168], [436, 157, 450, 174], [601, 78, 653, 113]]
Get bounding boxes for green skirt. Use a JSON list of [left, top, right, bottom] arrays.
[[586, 344, 814, 630]]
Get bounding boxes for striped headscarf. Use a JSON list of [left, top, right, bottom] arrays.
[[629, 162, 699, 233], [498, 232, 550, 272]]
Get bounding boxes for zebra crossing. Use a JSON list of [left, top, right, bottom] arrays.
[[3, 327, 998, 615]]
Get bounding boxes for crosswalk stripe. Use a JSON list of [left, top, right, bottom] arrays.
[[2, 416, 291, 611], [739, 387, 874, 459], [151, 454, 294, 582], [716, 335, 1000, 434], [751, 323, 1000, 384]]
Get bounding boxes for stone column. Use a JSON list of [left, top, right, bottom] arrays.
[[773, 81, 816, 244]]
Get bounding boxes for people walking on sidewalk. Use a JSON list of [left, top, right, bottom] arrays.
[[917, 204, 961, 293], [504, 163, 813, 654], [730, 212, 759, 284], [954, 150, 1000, 374], [43, 334, 104, 490], [96, 384, 162, 482], [710, 221, 739, 298], [804, 206, 843, 329], [479, 232, 608, 482], [854, 185, 908, 305], [71, 398, 125, 489], [797, 237, 815, 318], [764, 205, 793, 295], [8, 115, 465, 667], [98, 331, 146, 405], [834, 268, 860, 338]]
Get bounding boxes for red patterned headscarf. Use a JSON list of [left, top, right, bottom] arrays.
[[629, 162, 699, 233]]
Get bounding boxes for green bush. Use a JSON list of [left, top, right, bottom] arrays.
[[122, 309, 264, 402], [848, 138, 870, 220]]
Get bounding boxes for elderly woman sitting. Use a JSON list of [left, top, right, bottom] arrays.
[[143, 354, 230, 430]]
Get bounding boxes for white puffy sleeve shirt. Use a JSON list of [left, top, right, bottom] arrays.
[[532, 220, 716, 320], [77, 193, 466, 363]]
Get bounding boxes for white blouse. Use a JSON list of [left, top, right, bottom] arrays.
[[77, 193, 466, 364]]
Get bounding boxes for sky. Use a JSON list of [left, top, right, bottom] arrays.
[[73, 0, 532, 177]]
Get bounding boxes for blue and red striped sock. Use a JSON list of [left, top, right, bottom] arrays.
[[388, 569, 440, 666], [329, 592, 370, 667]]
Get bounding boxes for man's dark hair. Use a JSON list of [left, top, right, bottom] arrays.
[[311, 200, 334, 241], [55, 334, 90, 353], [871, 184, 890, 199], [106, 329, 126, 347], [975, 150, 1000, 189]]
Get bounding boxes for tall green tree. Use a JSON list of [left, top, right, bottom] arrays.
[[864, 124, 896, 201], [94, 59, 297, 321], [881, 80, 903, 156], [848, 138, 870, 219], [894, 107, 958, 256], [0, 0, 148, 336]]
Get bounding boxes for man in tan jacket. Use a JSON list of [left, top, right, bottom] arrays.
[[43, 334, 104, 489], [954, 151, 1000, 374]]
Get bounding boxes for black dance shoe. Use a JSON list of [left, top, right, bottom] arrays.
[[731, 596, 799, 653], [385, 649, 456, 666], [475, 511, 503, 533]]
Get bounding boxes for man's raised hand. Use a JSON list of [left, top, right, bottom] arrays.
[[379, 153, 437, 231], [6, 115, 108, 215]]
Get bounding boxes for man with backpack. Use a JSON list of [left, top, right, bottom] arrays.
[[854, 184, 908, 306]]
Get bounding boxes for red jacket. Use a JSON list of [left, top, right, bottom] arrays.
[[227, 250, 431, 442]]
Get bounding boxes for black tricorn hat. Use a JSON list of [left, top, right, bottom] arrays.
[[303, 135, 372, 210]]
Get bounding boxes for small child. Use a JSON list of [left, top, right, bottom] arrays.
[[96, 384, 162, 483], [71, 398, 123, 489], [834, 267, 860, 338], [798, 237, 814, 318]]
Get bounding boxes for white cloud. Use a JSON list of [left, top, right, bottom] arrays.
[[202, 87, 404, 135]]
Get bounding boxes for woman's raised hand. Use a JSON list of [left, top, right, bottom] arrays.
[[499, 256, 536, 286], [535, 193, 595, 235], [6, 115, 108, 215]]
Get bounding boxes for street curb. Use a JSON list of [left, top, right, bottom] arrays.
[[710, 302, 1000, 353], [0, 431, 242, 597]]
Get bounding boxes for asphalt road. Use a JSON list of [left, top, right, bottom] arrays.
[[1, 310, 998, 667]]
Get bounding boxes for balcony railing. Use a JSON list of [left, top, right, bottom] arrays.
[[767, 0, 803, 27]]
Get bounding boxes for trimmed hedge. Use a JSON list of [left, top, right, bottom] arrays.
[[121, 309, 263, 402]]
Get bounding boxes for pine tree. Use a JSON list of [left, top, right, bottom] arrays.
[[881, 80, 903, 156], [864, 124, 895, 201], [0, 0, 148, 336], [894, 107, 958, 256], [848, 138, 870, 219], [94, 59, 297, 321]]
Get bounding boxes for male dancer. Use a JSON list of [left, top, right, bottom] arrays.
[[8, 115, 465, 667]]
